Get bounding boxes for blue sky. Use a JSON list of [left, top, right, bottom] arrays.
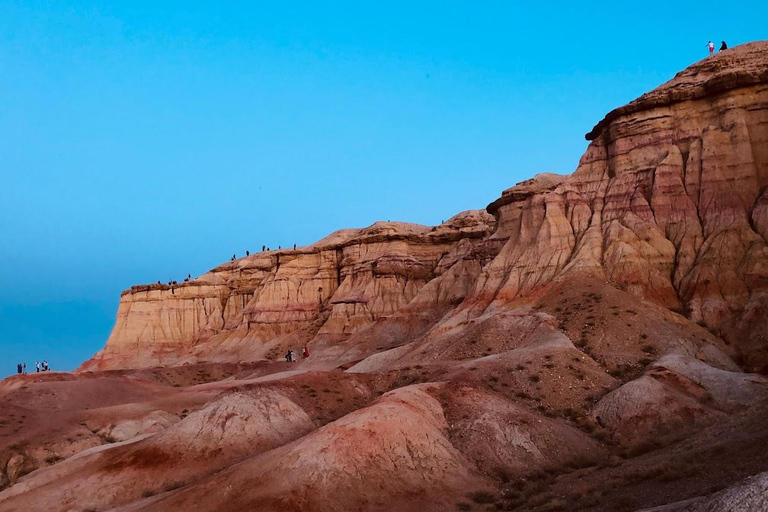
[[1, 1, 765, 374]]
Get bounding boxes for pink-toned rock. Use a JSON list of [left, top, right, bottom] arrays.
[[83, 42, 768, 374]]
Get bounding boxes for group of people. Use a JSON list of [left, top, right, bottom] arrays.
[[153, 274, 194, 295], [284, 346, 310, 362], [707, 40, 727, 55], [231, 244, 301, 261], [15, 360, 50, 374]]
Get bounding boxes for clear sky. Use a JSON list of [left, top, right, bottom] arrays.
[[1, 1, 765, 375]]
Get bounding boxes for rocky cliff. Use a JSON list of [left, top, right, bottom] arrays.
[[82, 41, 768, 373]]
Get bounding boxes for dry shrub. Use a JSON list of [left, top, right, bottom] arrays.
[[468, 490, 497, 504]]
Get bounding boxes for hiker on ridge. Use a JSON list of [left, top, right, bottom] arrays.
[[36, 361, 40, 373], [707, 41, 715, 55], [720, 41, 728, 51], [17, 363, 22, 375]]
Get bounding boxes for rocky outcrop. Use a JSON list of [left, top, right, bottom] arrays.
[[82, 211, 496, 370], [83, 41, 768, 373], [641, 471, 768, 512], [460, 41, 768, 371]]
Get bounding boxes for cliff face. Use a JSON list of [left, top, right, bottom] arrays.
[[83, 41, 768, 372], [82, 212, 498, 370], [473, 42, 768, 364]]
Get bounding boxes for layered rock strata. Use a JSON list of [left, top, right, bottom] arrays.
[[84, 41, 768, 372], [82, 212, 497, 369]]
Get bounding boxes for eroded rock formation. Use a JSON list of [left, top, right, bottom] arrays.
[[6, 41, 768, 512], [83, 42, 768, 374]]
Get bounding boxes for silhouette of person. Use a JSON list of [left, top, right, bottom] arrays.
[[720, 41, 727, 51]]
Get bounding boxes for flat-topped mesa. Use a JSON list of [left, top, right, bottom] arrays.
[[84, 41, 768, 372], [81, 211, 496, 371]]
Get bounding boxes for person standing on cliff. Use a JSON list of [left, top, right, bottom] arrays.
[[707, 41, 715, 55], [35, 361, 40, 373], [720, 41, 728, 51], [17, 363, 22, 375], [22, 363, 26, 374]]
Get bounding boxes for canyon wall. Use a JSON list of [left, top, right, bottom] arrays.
[[82, 41, 768, 372]]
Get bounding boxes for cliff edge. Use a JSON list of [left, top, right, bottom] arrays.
[[82, 41, 768, 373]]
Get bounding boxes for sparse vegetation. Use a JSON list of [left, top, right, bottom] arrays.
[[99, 433, 117, 444], [468, 490, 496, 504], [162, 481, 187, 492]]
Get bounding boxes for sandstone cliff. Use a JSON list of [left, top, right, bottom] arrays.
[[82, 41, 768, 373]]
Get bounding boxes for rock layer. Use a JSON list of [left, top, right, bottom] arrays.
[[83, 41, 768, 373]]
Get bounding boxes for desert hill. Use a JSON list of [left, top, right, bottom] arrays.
[[2, 41, 768, 512]]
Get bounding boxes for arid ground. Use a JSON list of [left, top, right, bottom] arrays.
[[2, 41, 768, 512]]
